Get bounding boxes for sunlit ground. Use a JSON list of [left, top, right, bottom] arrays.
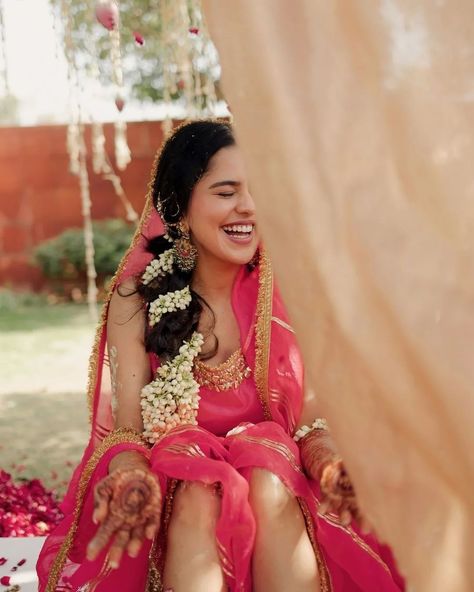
[[0, 302, 94, 496]]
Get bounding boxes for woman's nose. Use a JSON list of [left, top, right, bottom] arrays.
[[236, 189, 256, 214]]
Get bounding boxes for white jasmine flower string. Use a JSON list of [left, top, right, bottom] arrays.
[[140, 331, 204, 443], [148, 286, 192, 326], [141, 248, 175, 285]]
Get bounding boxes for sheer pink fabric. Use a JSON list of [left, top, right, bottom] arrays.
[[37, 198, 404, 591]]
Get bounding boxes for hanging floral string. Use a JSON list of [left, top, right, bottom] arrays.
[[91, 121, 138, 223], [157, 0, 220, 133], [58, 0, 99, 321], [94, 0, 132, 171]]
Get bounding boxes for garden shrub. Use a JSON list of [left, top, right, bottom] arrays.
[[33, 219, 135, 281]]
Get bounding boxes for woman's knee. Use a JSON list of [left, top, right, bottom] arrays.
[[248, 468, 294, 519], [170, 481, 221, 531]]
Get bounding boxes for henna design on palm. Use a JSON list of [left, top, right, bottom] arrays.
[[86, 468, 162, 568]]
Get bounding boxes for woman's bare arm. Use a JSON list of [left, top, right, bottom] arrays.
[[87, 278, 161, 566], [106, 277, 151, 472]]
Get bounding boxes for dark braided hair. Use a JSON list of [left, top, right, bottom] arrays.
[[136, 120, 236, 362]]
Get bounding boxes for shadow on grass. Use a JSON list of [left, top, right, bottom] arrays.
[[0, 391, 89, 497]]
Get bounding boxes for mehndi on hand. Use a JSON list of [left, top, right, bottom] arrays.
[[86, 466, 162, 568], [300, 429, 368, 529]]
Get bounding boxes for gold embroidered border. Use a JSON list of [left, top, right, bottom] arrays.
[[254, 249, 273, 420], [45, 429, 149, 592], [298, 498, 333, 592]]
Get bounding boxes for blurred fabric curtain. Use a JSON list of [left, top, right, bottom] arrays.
[[202, 2, 474, 590]]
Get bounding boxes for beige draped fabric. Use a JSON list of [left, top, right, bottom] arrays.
[[202, 2, 474, 590]]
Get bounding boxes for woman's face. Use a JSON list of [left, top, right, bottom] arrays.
[[185, 145, 259, 267]]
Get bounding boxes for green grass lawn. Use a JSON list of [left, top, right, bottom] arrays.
[[0, 302, 95, 497]]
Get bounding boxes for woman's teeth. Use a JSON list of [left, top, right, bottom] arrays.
[[222, 224, 254, 235]]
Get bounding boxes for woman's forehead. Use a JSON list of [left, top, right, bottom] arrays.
[[205, 145, 246, 180]]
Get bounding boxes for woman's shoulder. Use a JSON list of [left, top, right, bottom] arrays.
[[108, 276, 145, 325]]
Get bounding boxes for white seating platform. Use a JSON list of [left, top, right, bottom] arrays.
[[0, 537, 46, 591]]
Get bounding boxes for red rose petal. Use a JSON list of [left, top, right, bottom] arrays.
[[188, 27, 199, 35], [133, 31, 144, 46], [0, 576, 11, 585], [17, 559, 26, 566], [0, 558, 6, 566]]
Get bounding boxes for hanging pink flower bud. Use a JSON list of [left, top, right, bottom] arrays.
[[115, 96, 125, 112], [188, 27, 199, 35], [95, 1, 119, 31], [133, 32, 144, 46]]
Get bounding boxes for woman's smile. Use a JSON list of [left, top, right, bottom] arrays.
[[221, 222, 256, 245]]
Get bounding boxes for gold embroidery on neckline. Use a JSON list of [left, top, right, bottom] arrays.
[[193, 348, 252, 392]]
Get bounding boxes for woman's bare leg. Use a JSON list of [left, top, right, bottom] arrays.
[[163, 481, 226, 592], [249, 468, 320, 592]]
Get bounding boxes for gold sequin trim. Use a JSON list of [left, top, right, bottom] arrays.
[[254, 249, 273, 420], [193, 348, 251, 391], [45, 428, 149, 592], [298, 498, 333, 592]]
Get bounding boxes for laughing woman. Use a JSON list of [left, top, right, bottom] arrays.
[[37, 120, 404, 592]]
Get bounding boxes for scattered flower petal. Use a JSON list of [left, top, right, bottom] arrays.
[[115, 96, 125, 112], [0, 576, 11, 585], [188, 27, 199, 35], [16, 559, 26, 567], [0, 470, 63, 537], [133, 32, 144, 46], [95, 1, 119, 31], [0, 558, 6, 566]]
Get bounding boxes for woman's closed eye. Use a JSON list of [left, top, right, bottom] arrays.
[[217, 192, 235, 198]]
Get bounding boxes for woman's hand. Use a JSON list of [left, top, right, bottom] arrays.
[[300, 430, 369, 529], [86, 464, 162, 569], [318, 458, 365, 527]]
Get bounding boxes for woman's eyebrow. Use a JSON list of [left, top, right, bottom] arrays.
[[208, 180, 240, 189]]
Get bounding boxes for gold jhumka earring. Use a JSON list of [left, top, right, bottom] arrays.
[[173, 221, 198, 272]]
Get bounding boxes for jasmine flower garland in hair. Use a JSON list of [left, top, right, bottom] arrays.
[[141, 248, 174, 285], [140, 331, 204, 443], [148, 286, 192, 326]]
